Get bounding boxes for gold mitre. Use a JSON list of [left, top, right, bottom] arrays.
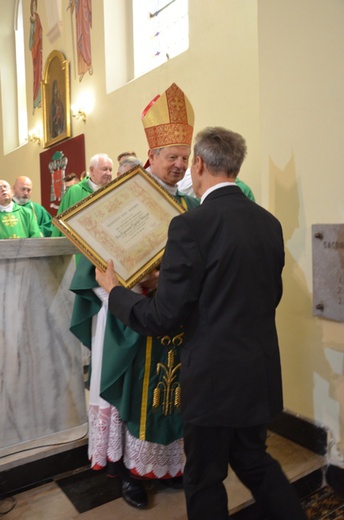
[[141, 83, 194, 150]]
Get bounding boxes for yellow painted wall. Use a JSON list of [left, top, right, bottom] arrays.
[[258, 0, 344, 465], [0, 0, 260, 200], [0, 0, 343, 465]]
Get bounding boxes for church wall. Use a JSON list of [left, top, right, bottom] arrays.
[[0, 0, 343, 466], [0, 0, 260, 203], [258, 0, 344, 466]]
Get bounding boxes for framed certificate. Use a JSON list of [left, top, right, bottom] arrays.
[[53, 166, 186, 288]]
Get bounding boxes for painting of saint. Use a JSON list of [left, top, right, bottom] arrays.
[[29, 0, 43, 112], [50, 80, 65, 138], [67, 0, 93, 81], [41, 50, 70, 148]]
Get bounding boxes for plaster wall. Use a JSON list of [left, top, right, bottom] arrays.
[[0, 0, 343, 465]]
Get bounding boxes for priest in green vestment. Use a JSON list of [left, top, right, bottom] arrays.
[[0, 180, 42, 238], [12, 176, 53, 237], [52, 153, 113, 236]]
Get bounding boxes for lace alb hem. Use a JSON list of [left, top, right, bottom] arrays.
[[88, 403, 184, 478]]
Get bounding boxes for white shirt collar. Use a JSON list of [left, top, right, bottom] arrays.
[[201, 182, 236, 204]]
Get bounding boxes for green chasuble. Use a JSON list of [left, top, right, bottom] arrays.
[[20, 201, 53, 237], [0, 202, 42, 238], [52, 177, 93, 236], [69, 192, 198, 445], [236, 178, 255, 202]]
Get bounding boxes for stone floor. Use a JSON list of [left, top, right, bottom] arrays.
[[0, 428, 325, 520]]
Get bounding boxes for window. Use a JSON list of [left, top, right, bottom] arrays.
[[15, 0, 28, 146], [104, 0, 188, 93], [133, 0, 189, 78], [0, 0, 28, 153]]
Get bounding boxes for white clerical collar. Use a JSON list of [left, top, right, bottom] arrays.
[[0, 201, 14, 212], [201, 182, 236, 204], [88, 177, 102, 192], [145, 167, 178, 197]]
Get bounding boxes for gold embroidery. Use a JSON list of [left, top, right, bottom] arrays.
[[180, 197, 188, 210], [142, 83, 194, 149], [139, 336, 153, 440], [153, 333, 183, 415], [2, 214, 19, 227], [145, 124, 193, 149], [166, 83, 189, 124]]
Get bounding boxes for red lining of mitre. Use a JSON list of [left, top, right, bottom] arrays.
[[141, 94, 160, 119]]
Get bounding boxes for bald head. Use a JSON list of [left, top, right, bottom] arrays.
[[13, 176, 33, 204], [0, 180, 13, 207]]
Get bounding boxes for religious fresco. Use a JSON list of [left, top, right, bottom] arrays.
[[67, 0, 93, 81], [29, 0, 43, 112]]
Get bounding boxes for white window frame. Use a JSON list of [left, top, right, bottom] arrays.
[[133, 0, 189, 78], [104, 0, 188, 93], [1, 0, 28, 153], [15, 0, 28, 146]]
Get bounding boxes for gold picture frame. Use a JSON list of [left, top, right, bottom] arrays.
[[53, 167, 186, 288], [42, 50, 71, 148]]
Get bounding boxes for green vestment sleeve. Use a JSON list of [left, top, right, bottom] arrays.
[[25, 202, 53, 237], [235, 178, 255, 201], [69, 256, 142, 410], [52, 178, 93, 237]]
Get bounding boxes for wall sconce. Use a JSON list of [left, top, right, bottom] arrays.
[[71, 105, 87, 123], [28, 129, 41, 146]]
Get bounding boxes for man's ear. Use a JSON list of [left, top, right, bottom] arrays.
[[147, 149, 154, 164], [195, 155, 204, 176]]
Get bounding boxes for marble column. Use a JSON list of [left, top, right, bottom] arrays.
[[0, 238, 87, 452]]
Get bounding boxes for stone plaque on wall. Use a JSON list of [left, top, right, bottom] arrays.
[[312, 224, 344, 322]]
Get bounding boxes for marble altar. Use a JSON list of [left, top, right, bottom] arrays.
[[0, 238, 87, 454]]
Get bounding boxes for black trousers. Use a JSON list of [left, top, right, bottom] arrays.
[[183, 422, 308, 520]]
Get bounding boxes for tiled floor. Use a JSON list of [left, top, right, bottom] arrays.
[[1, 430, 325, 520]]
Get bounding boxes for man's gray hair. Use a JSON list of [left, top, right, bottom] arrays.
[[89, 153, 113, 169], [193, 127, 247, 177], [118, 156, 142, 175]]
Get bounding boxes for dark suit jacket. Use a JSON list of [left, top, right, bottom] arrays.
[[109, 186, 285, 428]]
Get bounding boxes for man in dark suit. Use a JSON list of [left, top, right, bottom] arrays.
[[95, 127, 307, 520]]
